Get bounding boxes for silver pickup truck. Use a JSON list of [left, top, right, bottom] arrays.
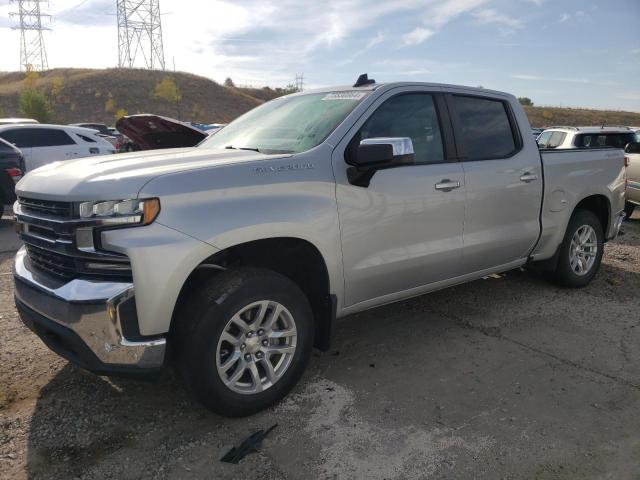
[[13, 77, 627, 416]]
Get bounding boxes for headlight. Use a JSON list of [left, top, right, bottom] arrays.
[[79, 198, 160, 226]]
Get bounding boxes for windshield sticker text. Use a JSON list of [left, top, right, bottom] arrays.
[[322, 92, 367, 101]]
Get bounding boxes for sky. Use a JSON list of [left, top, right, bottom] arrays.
[[0, 0, 639, 111]]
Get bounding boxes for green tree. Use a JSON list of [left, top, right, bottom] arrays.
[[518, 97, 534, 106], [19, 89, 52, 123], [224, 77, 235, 87]]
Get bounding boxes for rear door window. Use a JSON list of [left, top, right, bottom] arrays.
[[34, 129, 76, 147], [448, 95, 518, 160]]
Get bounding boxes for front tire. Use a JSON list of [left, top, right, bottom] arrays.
[[549, 209, 604, 288], [172, 268, 314, 417]]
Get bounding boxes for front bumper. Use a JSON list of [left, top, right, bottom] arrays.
[[13, 248, 166, 377]]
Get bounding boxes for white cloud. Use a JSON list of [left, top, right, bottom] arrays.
[[558, 13, 570, 23], [402, 27, 434, 45], [473, 9, 523, 28], [0, 0, 530, 86], [366, 32, 385, 49], [511, 74, 544, 80], [428, 0, 489, 28], [616, 92, 640, 101], [511, 74, 620, 88]]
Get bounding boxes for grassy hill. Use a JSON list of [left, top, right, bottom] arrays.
[[1, 68, 639, 128], [0, 68, 289, 125], [524, 105, 640, 128]]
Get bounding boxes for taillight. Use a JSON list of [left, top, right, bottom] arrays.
[[5, 167, 23, 183]]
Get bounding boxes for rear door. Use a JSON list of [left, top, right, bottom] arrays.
[[333, 87, 466, 306], [29, 128, 79, 169], [445, 92, 543, 272]]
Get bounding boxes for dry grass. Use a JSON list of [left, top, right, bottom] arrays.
[[524, 105, 640, 128], [0, 68, 287, 125], [1, 68, 640, 128]]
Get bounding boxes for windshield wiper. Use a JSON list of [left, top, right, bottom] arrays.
[[225, 145, 261, 153]]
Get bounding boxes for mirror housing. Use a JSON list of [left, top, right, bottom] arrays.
[[625, 142, 640, 154], [348, 137, 415, 187]]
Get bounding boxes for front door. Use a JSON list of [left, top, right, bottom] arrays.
[[333, 89, 466, 307]]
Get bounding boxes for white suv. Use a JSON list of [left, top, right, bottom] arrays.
[[0, 124, 116, 172], [537, 126, 637, 150]]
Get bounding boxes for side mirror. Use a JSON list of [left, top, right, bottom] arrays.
[[348, 137, 415, 187], [625, 142, 640, 154]]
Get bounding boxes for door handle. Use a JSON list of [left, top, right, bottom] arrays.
[[434, 179, 461, 192], [520, 172, 538, 183]]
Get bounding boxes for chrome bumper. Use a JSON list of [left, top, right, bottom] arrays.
[[13, 247, 166, 373]]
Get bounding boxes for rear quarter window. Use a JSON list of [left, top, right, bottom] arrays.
[[449, 95, 518, 161]]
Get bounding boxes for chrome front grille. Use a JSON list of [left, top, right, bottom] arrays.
[[25, 244, 77, 280], [18, 197, 74, 219], [15, 197, 132, 281]]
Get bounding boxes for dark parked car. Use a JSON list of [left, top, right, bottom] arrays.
[[0, 137, 24, 205]]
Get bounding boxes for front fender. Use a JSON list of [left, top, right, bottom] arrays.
[[138, 148, 345, 313]]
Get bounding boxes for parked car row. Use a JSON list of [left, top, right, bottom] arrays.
[[0, 124, 116, 172]]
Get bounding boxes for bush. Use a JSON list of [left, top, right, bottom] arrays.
[[19, 89, 52, 123]]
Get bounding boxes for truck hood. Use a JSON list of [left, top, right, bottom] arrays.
[[16, 147, 285, 201], [115, 114, 208, 150]]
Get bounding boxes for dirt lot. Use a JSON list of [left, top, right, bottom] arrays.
[[1, 212, 639, 480]]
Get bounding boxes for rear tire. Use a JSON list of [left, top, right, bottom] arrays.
[[172, 268, 314, 417], [549, 209, 604, 288], [624, 202, 635, 220]]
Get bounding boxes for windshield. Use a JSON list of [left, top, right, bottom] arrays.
[[199, 91, 368, 154]]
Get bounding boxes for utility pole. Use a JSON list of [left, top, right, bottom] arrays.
[[117, 0, 166, 70], [10, 0, 50, 72], [295, 73, 304, 92]]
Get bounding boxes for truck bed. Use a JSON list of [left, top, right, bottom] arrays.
[[532, 148, 627, 260]]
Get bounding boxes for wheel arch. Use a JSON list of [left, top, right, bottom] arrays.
[[170, 236, 337, 351], [573, 193, 611, 236]]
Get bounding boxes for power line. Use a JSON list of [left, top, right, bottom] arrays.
[[117, 0, 166, 70], [10, 0, 50, 72], [295, 73, 304, 92]]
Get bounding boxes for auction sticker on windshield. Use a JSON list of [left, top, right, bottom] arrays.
[[322, 92, 368, 101]]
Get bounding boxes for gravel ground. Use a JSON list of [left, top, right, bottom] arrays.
[[1, 212, 639, 479]]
